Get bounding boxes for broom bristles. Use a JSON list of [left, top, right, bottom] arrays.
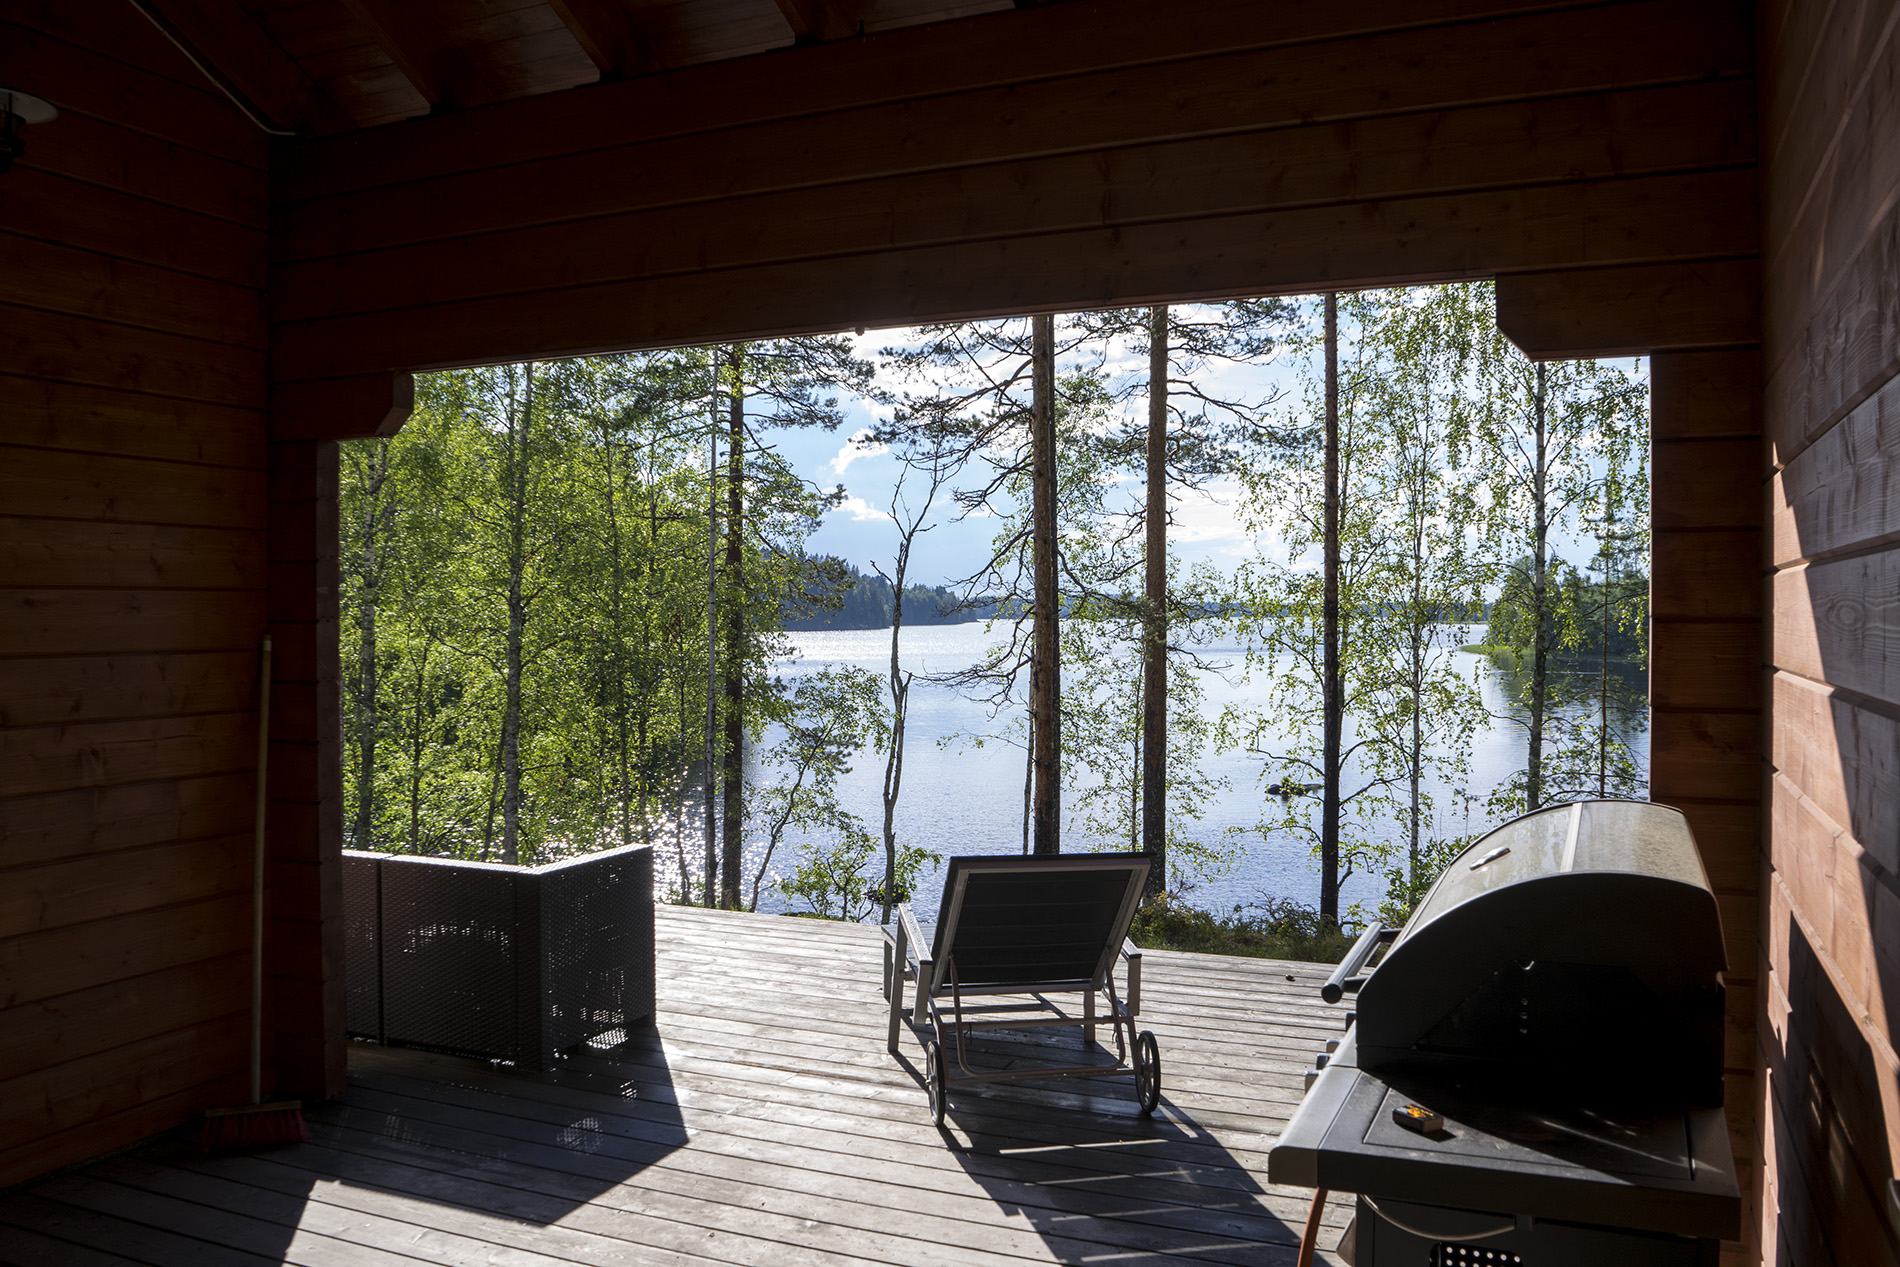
[[199, 1101, 308, 1151]]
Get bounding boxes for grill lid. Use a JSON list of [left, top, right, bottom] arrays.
[[1355, 801, 1727, 1104]]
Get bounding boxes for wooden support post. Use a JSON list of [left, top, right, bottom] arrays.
[[266, 374, 413, 1100], [1497, 278, 1765, 1259]]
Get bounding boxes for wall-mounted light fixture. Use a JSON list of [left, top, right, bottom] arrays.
[[0, 89, 58, 175]]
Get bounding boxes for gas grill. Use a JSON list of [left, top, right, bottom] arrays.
[[1271, 800, 1739, 1266]]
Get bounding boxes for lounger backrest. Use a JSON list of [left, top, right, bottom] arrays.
[[930, 853, 1151, 991]]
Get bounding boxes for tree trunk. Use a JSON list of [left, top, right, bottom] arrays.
[[350, 442, 389, 851], [880, 544, 911, 924], [408, 649, 426, 851], [1599, 548, 1611, 797], [1526, 361, 1549, 813], [721, 346, 747, 907], [499, 362, 534, 866], [1030, 314, 1061, 856], [703, 357, 721, 907], [1320, 295, 1342, 928], [1409, 508, 1424, 899], [601, 423, 633, 849], [1141, 304, 1168, 895]]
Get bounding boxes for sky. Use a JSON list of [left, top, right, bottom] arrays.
[[754, 313, 1302, 588], [751, 302, 1639, 592]]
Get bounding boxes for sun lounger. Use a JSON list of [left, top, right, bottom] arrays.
[[880, 852, 1159, 1124]]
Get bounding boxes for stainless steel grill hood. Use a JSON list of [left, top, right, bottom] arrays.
[[1271, 800, 1740, 1264], [1355, 799, 1727, 1106]]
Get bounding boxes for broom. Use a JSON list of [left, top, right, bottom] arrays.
[[201, 633, 309, 1149]]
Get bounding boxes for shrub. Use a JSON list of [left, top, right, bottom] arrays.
[[1130, 895, 1358, 963]]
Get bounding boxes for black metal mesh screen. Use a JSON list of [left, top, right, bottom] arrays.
[[380, 856, 521, 1061], [342, 851, 382, 1040], [537, 844, 656, 1057], [340, 845, 655, 1068]]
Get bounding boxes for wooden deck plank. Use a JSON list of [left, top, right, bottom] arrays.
[[0, 903, 1350, 1265]]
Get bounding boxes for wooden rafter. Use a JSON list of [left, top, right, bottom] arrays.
[[773, 0, 860, 44], [131, 0, 352, 133], [339, 0, 470, 108], [546, 0, 657, 79]]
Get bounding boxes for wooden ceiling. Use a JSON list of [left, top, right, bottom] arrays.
[[136, 0, 1021, 132]]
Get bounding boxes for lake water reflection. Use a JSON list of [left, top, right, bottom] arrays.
[[706, 622, 1649, 925]]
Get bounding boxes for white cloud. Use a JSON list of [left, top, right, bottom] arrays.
[[833, 495, 892, 522], [1169, 480, 1247, 547], [829, 428, 887, 477]]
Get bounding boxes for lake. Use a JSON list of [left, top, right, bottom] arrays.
[[654, 622, 1649, 925]]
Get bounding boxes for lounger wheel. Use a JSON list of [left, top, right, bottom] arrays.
[[924, 1039, 947, 1125], [1134, 1030, 1161, 1116]]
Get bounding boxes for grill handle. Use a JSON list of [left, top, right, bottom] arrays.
[[1321, 923, 1396, 1003]]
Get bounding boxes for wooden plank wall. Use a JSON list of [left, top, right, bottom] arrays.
[[1650, 348, 1766, 1265], [266, 0, 1758, 384], [0, 0, 271, 1188], [1760, 0, 1900, 1263]]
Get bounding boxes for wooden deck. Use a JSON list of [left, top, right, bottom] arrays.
[[0, 905, 1354, 1266]]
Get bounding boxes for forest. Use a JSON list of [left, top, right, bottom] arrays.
[[338, 282, 1651, 935]]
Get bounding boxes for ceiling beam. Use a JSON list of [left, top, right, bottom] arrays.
[[546, 0, 658, 78], [1496, 261, 1762, 361], [773, 0, 860, 44], [339, 0, 472, 108], [131, 0, 353, 133]]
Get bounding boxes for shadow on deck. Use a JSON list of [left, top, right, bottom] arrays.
[[0, 904, 1354, 1265]]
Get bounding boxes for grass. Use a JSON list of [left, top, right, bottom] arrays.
[[1131, 895, 1357, 964]]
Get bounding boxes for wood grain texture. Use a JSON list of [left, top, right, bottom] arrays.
[[0, 448, 266, 528], [0, 379, 264, 470], [273, 172, 1759, 381], [0, 651, 265, 728], [0, 905, 1362, 1265], [0, 774, 255, 871], [1653, 438, 1766, 530], [276, 0, 1738, 201], [1764, 198, 1900, 468], [1771, 372, 1900, 566], [1773, 552, 1900, 709], [1653, 531, 1763, 620], [1496, 259, 1761, 360], [273, 38, 1754, 265], [0, 305, 266, 408], [1652, 348, 1763, 441], [1762, 2, 1900, 369], [0, 18, 264, 166], [1760, 861, 1900, 1266], [1761, 6, 1900, 1256], [271, 88, 1757, 322], [3, 168, 267, 288], [1649, 621, 1762, 712], [0, 0, 271, 1186], [0, 235, 266, 350], [1649, 708, 1763, 805], [1771, 671, 1900, 878]]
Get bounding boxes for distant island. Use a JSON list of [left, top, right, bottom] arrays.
[[784, 563, 1001, 630]]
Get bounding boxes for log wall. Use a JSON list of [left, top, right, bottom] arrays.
[[1760, 1, 1900, 1262], [0, 0, 271, 1187], [268, 0, 1758, 383]]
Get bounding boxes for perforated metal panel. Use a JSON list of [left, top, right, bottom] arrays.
[[341, 845, 655, 1069], [380, 855, 521, 1060], [342, 851, 383, 1039], [538, 845, 656, 1058]]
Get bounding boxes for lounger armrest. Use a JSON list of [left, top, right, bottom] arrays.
[[1120, 938, 1142, 1016], [898, 905, 928, 967], [891, 904, 935, 1023]]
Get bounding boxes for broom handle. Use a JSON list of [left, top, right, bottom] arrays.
[[252, 633, 272, 1106]]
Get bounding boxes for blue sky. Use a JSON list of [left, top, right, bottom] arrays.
[[752, 303, 1638, 592], [755, 314, 1302, 588]]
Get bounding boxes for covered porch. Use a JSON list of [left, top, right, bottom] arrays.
[[0, 905, 1352, 1266]]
